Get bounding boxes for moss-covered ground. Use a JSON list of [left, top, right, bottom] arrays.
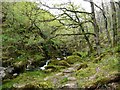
[[1, 48, 120, 90]]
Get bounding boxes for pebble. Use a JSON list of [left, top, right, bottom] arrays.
[[0, 70, 6, 78], [57, 58, 61, 60]]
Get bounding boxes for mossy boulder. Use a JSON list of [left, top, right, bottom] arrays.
[[58, 60, 70, 67], [2, 57, 14, 67], [65, 55, 82, 64], [13, 60, 27, 73], [30, 59, 45, 68], [45, 59, 70, 72], [44, 65, 66, 73], [49, 60, 70, 67], [44, 65, 57, 72], [73, 52, 82, 57], [31, 55, 45, 67], [73, 51, 88, 58]]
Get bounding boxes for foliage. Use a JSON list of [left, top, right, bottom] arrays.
[[2, 2, 64, 67]]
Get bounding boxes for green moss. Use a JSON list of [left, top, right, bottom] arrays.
[[49, 60, 70, 66], [44, 65, 57, 72], [76, 52, 119, 88], [57, 60, 70, 67], [73, 51, 88, 58], [13, 60, 27, 67], [66, 55, 82, 64], [49, 60, 59, 65], [60, 77, 68, 84], [76, 67, 96, 77], [12, 60, 27, 72], [44, 59, 71, 73], [77, 62, 88, 70], [11, 81, 53, 89], [38, 81, 54, 88], [45, 65, 66, 73], [2, 49, 119, 89], [2, 71, 49, 89], [116, 85, 120, 90]]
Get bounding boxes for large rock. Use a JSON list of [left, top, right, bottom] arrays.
[[0, 66, 15, 79], [65, 55, 82, 64], [13, 60, 27, 73], [49, 60, 70, 67], [0, 67, 6, 79]]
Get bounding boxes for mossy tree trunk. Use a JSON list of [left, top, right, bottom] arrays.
[[90, 0, 101, 55], [110, 1, 118, 47], [101, 1, 112, 46]]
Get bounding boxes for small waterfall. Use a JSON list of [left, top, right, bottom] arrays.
[[40, 60, 50, 70]]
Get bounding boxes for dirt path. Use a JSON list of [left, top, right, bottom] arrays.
[[44, 63, 80, 88], [44, 62, 120, 89]]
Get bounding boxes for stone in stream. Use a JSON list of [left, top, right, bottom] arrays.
[[26, 64, 35, 71], [63, 57, 67, 60], [0, 67, 6, 78], [0, 66, 15, 79], [6, 66, 14, 74], [0, 70, 6, 79], [57, 58, 61, 60], [56, 57, 67, 60], [13, 73, 18, 77]]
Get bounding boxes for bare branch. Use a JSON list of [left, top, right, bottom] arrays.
[[50, 25, 63, 34], [41, 2, 92, 14], [58, 20, 79, 28], [34, 23, 47, 39], [55, 33, 96, 37], [63, 12, 78, 23], [94, 3, 103, 11], [36, 13, 64, 22]]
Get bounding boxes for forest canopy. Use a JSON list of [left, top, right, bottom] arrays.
[[1, 0, 120, 89]]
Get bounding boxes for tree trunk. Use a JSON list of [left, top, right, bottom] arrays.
[[118, 1, 120, 44], [73, 10, 93, 54], [90, 0, 101, 55], [79, 24, 93, 54], [117, 1, 120, 29], [102, 2, 111, 46], [110, 1, 117, 47]]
